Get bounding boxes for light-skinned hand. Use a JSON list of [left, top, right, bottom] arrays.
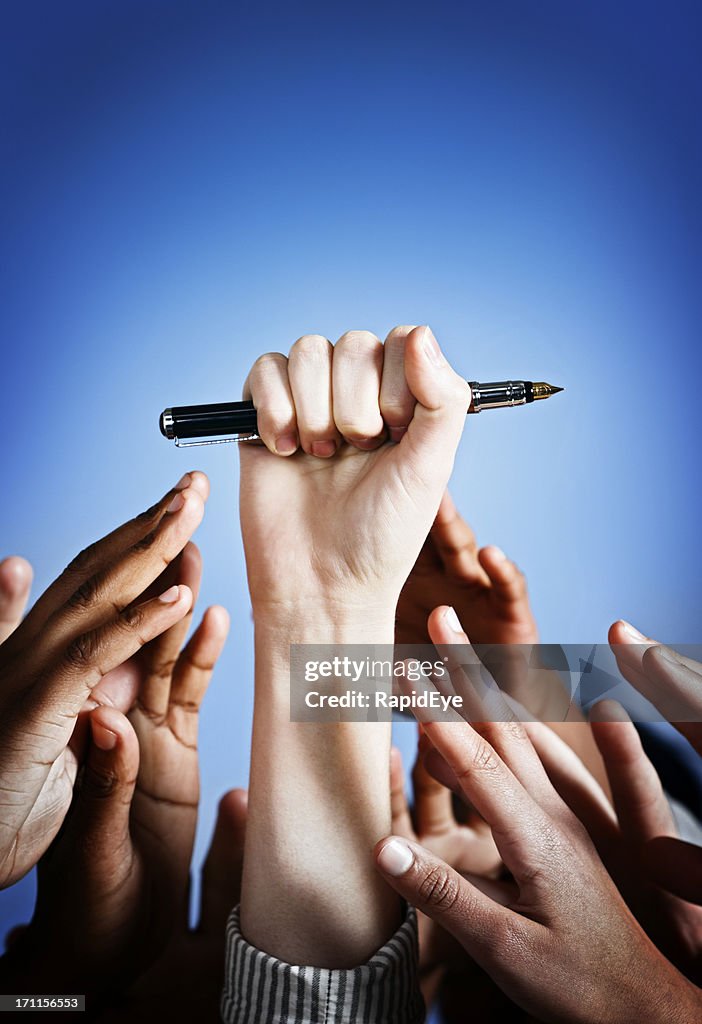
[[239, 325, 470, 626]]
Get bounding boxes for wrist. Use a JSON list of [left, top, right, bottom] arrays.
[[252, 597, 397, 647]]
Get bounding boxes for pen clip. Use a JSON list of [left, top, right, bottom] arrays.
[[173, 433, 260, 448]]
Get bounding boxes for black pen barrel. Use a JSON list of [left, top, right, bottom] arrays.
[[160, 401, 258, 439]]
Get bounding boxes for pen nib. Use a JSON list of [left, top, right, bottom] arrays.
[[532, 382, 564, 401]]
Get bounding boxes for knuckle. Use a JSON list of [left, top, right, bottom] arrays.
[[63, 541, 100, 577], [81, 762, 120, 800], [130, 527, 159, 553], [469, 738, 501, 774], [385, 324, 415, 342], [253, 351, 287, 376], [66, 574, 102, 612], [417, 865, 462, 911], [64, 630, 99, 670], [336, 330, 381, 356], [121, 603, 146, 632], [289, 334, 330, 360]]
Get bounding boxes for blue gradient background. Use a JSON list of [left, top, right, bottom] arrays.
[[1, 0, 700, 951]]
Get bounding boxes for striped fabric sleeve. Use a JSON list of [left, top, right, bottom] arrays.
[[220, 903, 424, 1024]]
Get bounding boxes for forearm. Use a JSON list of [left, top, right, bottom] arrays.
[[240, 607, 402, 968]]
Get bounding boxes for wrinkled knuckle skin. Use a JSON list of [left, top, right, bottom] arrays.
[[290, 334, 330, 360], [253, 352, 287, 375], [417, 865, 461, 912], [81, 763, 120, 800], [121, 604, 146, 631], [64, 541, 100, 577], [130, 528, 159, 554], [65, 631, 100, 670], [470, 739, 500, 774], [66, 574, 102, 612], [336, 330, 381, 356]]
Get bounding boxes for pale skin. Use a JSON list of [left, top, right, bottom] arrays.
[[0, 471, 209, 888], [239, 324, 470, 967], [374, 609, 702, 1024]]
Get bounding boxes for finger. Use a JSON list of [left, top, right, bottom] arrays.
[[137, 542, 203, 719], [642, 836, 702, 904], [521, 719, 618, 847], [478, 547, 529, 608], [74, 706, 139, 857], [394, 326, 470, 493], [287, 334, 340, 457], [374, 836, 527, 971], [380, 325, 417, 443], [38, 486, 205, 666], [607, 619, 701, 687], [7, 474, 207, 652], [199, 789, 249, 933], [412, 743, 455, 838], [589, 701, 677, 841], [610, 622, 702, 746], [332, 330, 385, 449], [167, 605, 230, 745], [0, 587, 190, 853], [34, 585, 194, 730], [0, 556, 33, 643], [389, 747, 415, 839], [427, 604, 510, 722], [243, 352, 298, 455], [430, 492, 483, 580], [419, 717, 557, 882]]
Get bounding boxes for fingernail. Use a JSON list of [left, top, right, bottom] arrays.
[[92, 721, 117, 751], [620, 620, 647, 642], [175, 473, 191, 491], [443, 606, 463, 635], [311, 440, 336, 458], [419, 325, 444, 367], [166, 492, 185, 514], [159, 584, 181, 604], [276, 434, 298, 455], [377, 839, 414, 876], [488, 546, 507, 563]]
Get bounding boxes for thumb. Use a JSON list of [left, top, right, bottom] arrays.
[[75, 707, 139, 857], [374, 835, 515, 960], [399, 326, 471, 490], [199, 788, 248, 934]]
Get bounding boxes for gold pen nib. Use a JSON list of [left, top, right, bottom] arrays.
[[532, 381, 564, 401]]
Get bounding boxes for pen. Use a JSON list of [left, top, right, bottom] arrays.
[[159, 380, 564, 447]]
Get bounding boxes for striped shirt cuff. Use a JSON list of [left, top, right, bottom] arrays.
[[221, 904, 424, 1024]]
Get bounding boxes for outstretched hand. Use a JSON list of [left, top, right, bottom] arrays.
[[0, 472, 208, 888]]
